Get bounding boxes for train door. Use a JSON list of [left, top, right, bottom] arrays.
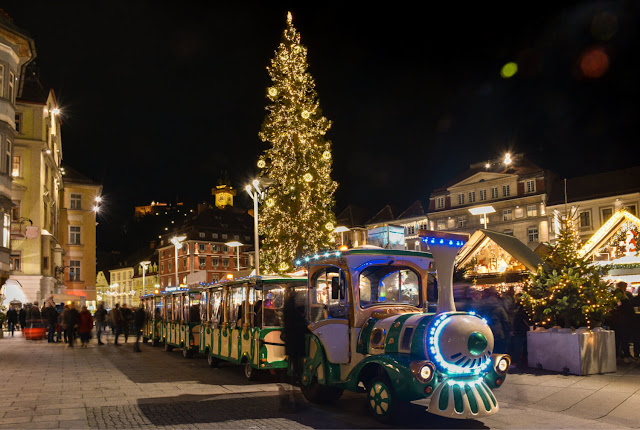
[[188, 291, 202, 350], [227, 283, 247, 360], [309, 266, 350, 364], [209, 287, 223, 356]]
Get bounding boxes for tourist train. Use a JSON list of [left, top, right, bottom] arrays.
[[140, 231, 509, 422]]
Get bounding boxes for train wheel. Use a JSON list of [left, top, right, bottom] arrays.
[[207, 352, 219, 368], [366, 375, 403, 423], [300, 377, 343, 404], [164, 342, 173, 352], [182, 348, 193, 359], [243, 362, 257, 381]]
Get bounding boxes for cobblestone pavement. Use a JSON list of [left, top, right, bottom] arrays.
[[1, 330, 640, 429]]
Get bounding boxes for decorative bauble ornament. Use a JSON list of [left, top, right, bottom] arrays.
[[325, 222, 335, 231], [266, 198, 275, 207], [303, 173, 313, 182], [301, 111, 310, 119], [268, 87, 277, 97], [322, 151, 331, 160], [257, 159, 266, 168]]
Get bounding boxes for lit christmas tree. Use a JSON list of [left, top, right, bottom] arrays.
[[520, 210, 616, 328], [257, 12, 337, 274]]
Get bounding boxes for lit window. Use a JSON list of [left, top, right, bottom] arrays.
[[526, 205, 537, 217], [69, 226, 81, 245], [528, 227, 539, 242], [11, 253, 20, 271], [12, 155, 20, 177], [490, 187, 498, 199], [525, 179, 535, 194], [503, 209, 513, 221], [69, 260, 81, 281], [0, 65, 3, 97], [8, 71, 14, 103], [457, 216, 467, 228], [70, 193, 82, 210], [3, 213, 10, 247], [436, 220, 445, 231]]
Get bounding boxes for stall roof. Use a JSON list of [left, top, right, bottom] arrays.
[[456, 229, 544, 272], [579, 210, 640, 259]]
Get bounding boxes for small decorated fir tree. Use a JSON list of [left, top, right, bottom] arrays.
[[257, 12, 338, 274], [520, 211, 616, 328]]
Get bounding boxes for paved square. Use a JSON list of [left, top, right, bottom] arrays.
[[1, 330, 639, 429]]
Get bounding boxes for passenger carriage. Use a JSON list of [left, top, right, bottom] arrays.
[[291, 235, 510, 422], [199, 275, 307, 380], [140, 293, 162, 346], [160, 289, 202, 358]]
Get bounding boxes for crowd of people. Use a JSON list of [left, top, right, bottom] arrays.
[[2, 300, 146, 351]]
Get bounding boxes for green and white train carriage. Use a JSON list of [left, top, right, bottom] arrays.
[[160, 289, 202, 358], [198, 275, 307, 380], [140, 293, 162, 346]]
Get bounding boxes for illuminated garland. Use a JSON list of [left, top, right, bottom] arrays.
[[257, 11, 337, 274]]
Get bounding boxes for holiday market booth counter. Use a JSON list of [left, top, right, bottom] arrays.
[[527, 327, 616, 375]]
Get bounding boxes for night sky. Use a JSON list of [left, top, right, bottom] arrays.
[[3, 1, 640, 252]]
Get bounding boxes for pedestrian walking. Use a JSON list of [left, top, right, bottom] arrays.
[[6, 306, 18, 336], [111, 304, 124, 345], [508, 294, 530, 369], [121, 303, 132, 343], [612, 282, 635, 362], [42, 299, 58, 343], [94, 302, 107, 345], [62, 304, 80, 348], [133, 306, 145, 352], [480, 287, 512, 354], [18, 306, 26, 331], [78, 306, 94, 347]]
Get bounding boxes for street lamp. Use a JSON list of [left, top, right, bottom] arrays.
[[170, 235, 187, 287], [468, 206, 496, 229], [246, 178, 274, 276], [225, 241, 244, 272], [140, 260, 151, 296]]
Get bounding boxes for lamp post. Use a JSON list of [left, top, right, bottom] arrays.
[[170, 236, 187, 287], [140, 260, 151, 297], [468, 206, 496, 229], [225, 241, 244, 272], [246, 179, 273, 276]]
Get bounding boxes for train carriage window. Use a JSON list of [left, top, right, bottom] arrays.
[[189, 292, 201, 323], [310, 267, 348, 323], [173, 295, 182, 321], [262, 286, 286, 327], [209, 289, 223, 327], [183, 293, 190, 322], [200, 291, 208, 323], [247, 288, 262, 328], [359, 266, 420, 308], [228, 285, 246, 329]]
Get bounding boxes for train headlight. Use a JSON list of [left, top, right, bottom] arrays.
[[497, 356, 510, 374], [410, 361, 435, 383]]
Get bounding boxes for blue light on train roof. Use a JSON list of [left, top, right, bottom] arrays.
[[422, 237, 465, 247]]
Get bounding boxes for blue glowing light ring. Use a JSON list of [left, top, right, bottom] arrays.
[[427, 313, 492, 376]]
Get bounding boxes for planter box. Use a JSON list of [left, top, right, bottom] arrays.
[[527, 327, 616, 375]]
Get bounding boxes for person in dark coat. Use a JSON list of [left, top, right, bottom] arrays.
[[282, 291, 308, 385], [62, 304, 80, 348], [6, 306, 18, 336], [121, 303, 133, 343], [133, 306, 146, 352], [29, 302, 42, 323], [480, 288, 512, 354], [613, 282, 636, 362], [78, 306, 94, 347], [94, 302, 107, 345], [508, 294, 530, 369], [18, 307, 26, 331], [111, 304, 124, 345], [42, 301, 59, 343]]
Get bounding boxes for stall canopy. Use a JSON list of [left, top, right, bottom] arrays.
[[456, 229, 544, 285]]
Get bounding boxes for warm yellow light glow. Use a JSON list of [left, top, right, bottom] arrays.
[[303, 173, 313, 182], [257, 159, 266, 168]]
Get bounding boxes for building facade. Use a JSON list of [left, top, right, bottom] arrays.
[[9, 75, 64, 305], [428, 154, 552, 249], [59, 166, 101, 308], [0, 14, 35, 304], [107, 266, 134, 309]]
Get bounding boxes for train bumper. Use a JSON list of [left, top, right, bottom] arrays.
[[428, 377, 498, 418]]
